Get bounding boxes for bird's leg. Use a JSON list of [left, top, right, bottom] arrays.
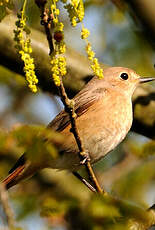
[[80, 152, 90, 165], [72, 171, 96, 192], [79, 151, 103, 194]]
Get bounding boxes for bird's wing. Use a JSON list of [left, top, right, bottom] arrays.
[[48, 99, 96, 132], [48, 78, 104, 132]]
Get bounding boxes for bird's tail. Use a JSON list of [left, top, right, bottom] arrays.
[[1, 153, 41, 189], [2, 164, 26, 189]]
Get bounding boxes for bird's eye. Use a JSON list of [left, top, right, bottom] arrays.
[[120, 73, 129, 80]]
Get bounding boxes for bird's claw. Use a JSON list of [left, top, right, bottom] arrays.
[[80, 151, 90, 165]]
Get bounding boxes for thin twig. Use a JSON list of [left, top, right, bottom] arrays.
[[0, 184, 15, 229], [36, 0, 54, 55], [58, 81, 103, 193], [35, 0, 103, 194]]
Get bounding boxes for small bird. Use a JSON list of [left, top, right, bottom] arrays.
[[2, 67, 155, 189]]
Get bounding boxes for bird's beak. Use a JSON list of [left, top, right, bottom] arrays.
[[140, 77, 155, 83]]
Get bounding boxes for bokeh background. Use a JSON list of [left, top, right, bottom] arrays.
[[0, 0, 155, 229]]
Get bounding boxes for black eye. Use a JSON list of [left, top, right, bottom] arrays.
[[120, 73, 129, 80]]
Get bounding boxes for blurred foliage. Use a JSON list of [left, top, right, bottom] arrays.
[[0, 0, 155, 230], [0, 66, 26, 88], [11, 125, 64, 165], [0, 0, 14, 22], [0, 124, 63, 181], [38, 191, 155, 230], [128, 139, 155, 158], [142, 141, 155, 157], [112, 160, 155, 205]]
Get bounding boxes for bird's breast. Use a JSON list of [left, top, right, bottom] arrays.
[[48, 95, 133, 171], [81, 96, 133, 163]]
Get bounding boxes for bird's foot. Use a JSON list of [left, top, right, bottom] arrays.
[[80, 151, 90, 165]]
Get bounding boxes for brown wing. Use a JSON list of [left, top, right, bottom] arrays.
[[48, 99, 96, 132], [48, 76, 105, 132]]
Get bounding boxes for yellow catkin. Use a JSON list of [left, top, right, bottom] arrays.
[[62, 0, 84, 27], [81, 27, 90, 39], [61, 0, 104, 79], [81, 26, 104, 79], [14, 0, 38, 92], [50, 0, 67, 87]]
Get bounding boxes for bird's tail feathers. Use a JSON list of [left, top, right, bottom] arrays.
[[2, 165, 26, 189]]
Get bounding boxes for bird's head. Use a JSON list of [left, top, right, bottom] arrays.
[[101, 67, 155, 96]]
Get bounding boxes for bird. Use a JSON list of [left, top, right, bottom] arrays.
[[2, 67, 155, 190]]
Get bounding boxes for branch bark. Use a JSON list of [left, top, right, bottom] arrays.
[[0, 184, 15, 229], [111, 0, 155, 45], [131, 85, 155, 139], [127, 0, 155, 42], [0, 15, 155, 139]]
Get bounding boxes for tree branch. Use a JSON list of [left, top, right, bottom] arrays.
[[111, 0, 155, 46], [0, 184, 15, 229], [127, 0, 155, 42], [131, 85, 155, 139]]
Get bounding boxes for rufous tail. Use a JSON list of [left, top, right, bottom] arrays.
[[2, 165, 26, 189]]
